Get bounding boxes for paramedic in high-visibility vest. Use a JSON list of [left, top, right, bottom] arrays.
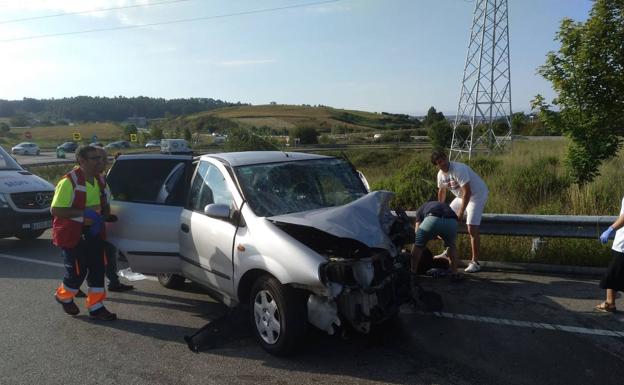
[[51, 145, 117, 321]]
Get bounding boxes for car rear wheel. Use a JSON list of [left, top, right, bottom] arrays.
[[36, 150, 40, 155], [249, 275, 307, 356], [15, 229, 46, 240], [157, 273, 186, 289]]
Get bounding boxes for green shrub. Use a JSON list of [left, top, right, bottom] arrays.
[[466, 157, 501, 177], [290, 125, 318, 144], [427, 120, 452, 149], [224, 127, 277, 151], [372, 158, 438, 210], [318, 134, 335, 144], [25, 164, 71, 184]]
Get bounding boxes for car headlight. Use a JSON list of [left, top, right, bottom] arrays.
[[0, 193, 10, 209]]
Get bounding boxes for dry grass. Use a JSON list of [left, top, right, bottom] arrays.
[[231, 117, 297, 130], [207, 104, 377, 119], [9, 123, 123, 146], [188, 104, 389, 132]]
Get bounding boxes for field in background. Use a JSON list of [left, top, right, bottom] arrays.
[[204, 105, 383, 131], [155, 104, 422, 139], [3, 123, 123, 148], [1, 104, 424, 150]]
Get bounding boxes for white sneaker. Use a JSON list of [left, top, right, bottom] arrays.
[[464, 261, 481, 273], [433, 250, 448, 260]]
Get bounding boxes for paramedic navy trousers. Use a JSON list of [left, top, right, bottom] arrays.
[[61, 234, 105, 293]]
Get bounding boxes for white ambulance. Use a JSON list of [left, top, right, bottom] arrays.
[[0, 146, 55, 239]]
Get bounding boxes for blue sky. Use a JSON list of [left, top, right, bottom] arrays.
[[0, 0, 592, 115]]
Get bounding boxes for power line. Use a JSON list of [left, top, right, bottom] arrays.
[[0, 0, 343, 43], [0, 0, 194, 25]]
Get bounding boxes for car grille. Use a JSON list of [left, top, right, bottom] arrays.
[[10, 191, 54, 210]]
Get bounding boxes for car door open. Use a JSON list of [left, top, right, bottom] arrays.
[[106, 156, 192, 274]]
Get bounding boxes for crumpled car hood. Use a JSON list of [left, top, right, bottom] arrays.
[[267, 190, 397, 258]]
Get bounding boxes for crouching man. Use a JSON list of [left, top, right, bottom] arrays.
[[410, 200, 462, 286]]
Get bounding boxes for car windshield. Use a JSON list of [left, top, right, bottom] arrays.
[[235, 158, 367, 217], [0, 146, 22, 170]]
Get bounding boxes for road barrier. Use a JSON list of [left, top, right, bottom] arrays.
[[405, 212, 617, 239]]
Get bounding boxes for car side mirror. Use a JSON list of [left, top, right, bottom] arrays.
[[204, 203, 230, 219]]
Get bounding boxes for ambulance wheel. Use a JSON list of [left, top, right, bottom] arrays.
[[15, 229, 45, 240]]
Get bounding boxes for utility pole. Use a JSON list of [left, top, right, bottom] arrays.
[[450, 0, 512, 160]]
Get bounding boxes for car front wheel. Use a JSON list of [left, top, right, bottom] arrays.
[[157, 273, 186, 289], [249, 276, 307, 356]]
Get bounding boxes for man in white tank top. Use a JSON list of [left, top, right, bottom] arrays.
[[431, 150, 489, 273]]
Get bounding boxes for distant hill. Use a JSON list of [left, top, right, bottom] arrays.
[[153, 104, 422, 135], [0, 96, 241, 123]]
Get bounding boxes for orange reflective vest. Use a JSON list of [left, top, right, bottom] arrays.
[[52, 168, 108, 248]]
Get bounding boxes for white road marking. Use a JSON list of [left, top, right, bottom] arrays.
[[0, 253, 64, 267], [0, 252, 157, 281], [406, 309, 624, 338]]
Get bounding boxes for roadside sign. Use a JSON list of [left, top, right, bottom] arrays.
[[24, 131, 32, 139], [92, 135, 98, 142], [130, 133, 137, 142], [73, 132, 81, 141]]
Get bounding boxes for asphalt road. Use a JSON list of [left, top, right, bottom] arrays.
[[2, 231, 624, 385], [11, 151, 74, 166]]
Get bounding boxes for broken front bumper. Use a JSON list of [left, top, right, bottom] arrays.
[[310, 258, 411, 334]]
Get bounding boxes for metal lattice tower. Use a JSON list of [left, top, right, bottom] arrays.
[[450, 0, 512, 160]]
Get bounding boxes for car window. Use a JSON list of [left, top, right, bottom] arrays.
[[188, 161, 233, 213], [107, 158, 190, 205], [155, 162, 187, 205]]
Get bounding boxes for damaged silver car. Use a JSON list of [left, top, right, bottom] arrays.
[[106, 151, 414, 355]]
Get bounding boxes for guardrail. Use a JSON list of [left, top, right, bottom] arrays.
[[405, 212, 618, 239]]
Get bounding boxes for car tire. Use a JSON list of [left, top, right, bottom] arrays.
[[15, 229, 46, 240], [249, 275, 307, 356], [157, 273, 186, 289], [36, 150, 40, 155]]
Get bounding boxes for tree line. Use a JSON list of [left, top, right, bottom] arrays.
[[0, 96, 241, 124]]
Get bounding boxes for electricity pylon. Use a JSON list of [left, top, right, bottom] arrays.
[[450, 0, 512, 160]]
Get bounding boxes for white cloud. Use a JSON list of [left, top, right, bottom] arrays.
[[0, 54, 67, 98], [216, 59, 276, 67], [1, 0, 155, 25], [144, 45, 178, 55], [307, 4, 352, 13], [0, 23, 35, 41], [4, 0, 146, 14]]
